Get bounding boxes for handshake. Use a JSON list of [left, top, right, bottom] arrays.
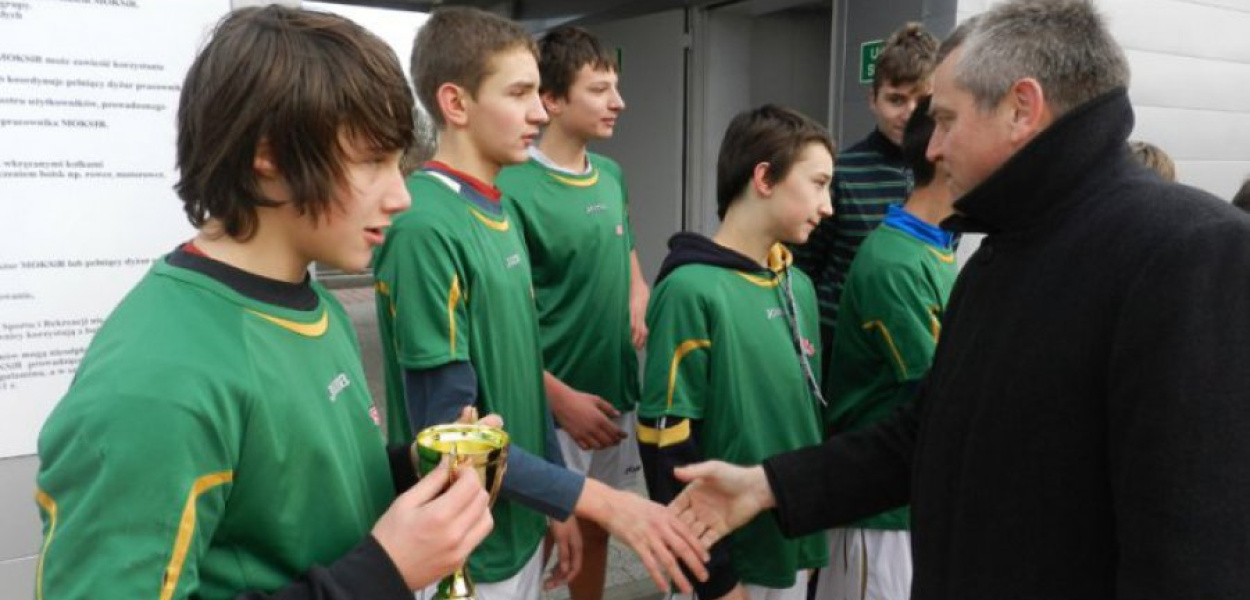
[[376, 407, 769, 596]]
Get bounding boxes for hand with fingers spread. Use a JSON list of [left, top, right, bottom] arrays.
[[545, 373, 625, 450], [371, 461, 494, 590], [577, 479, 710, 594], [544, 516, 584, 590], [671, 461, 776, 548]]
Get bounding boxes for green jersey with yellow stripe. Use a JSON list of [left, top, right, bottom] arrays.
[[640, 241, 828, 588], [36, 257, 393, 600], [497, 153, 638, 411], [824, 209, 957, 530], [373, 165, 548, 583]]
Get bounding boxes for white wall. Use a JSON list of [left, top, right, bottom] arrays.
[[956, 0, 1250, 201]]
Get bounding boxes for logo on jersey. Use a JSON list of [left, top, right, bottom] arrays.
[[369, 405, 382, 428], [765, 308, 784, 320], [327, 373, 351, 403], [585, 203, 608, 215], [615, 223, 625, 237], [801, 337, 816, 357], [505, 254, 522, 269]]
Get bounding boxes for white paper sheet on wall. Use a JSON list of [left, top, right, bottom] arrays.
[[0, 0, 231, 458]]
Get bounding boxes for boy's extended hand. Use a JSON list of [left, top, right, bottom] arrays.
[[670, 461, 776, 547], [579, 479, 710, 594], [372, 461, 493, 590]]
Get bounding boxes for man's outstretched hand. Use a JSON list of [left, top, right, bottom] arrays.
[[670, 462, 776, 547]]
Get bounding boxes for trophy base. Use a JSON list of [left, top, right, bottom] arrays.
[[437, 569, 477, 600]]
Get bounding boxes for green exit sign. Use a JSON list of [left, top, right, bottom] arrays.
[[859, 39, 885, 84]]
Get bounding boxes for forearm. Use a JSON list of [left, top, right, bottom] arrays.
[[637, 417, 741, 598], [233, 537, 410, 600], [500, 446, 584, 521], [765, 401, 917, 537]]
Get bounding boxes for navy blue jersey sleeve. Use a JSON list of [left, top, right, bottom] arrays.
[[638, 416, 739, 599]]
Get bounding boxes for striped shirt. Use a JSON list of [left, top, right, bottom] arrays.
[[793, 129, 909, 348]]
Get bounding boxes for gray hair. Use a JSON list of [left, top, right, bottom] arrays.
[[953, 0, 1129, 117]]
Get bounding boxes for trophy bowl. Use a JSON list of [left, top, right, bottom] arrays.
[[415, 423, 510, 600]]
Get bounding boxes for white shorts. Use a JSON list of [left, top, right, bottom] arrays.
[[671, 569, 810, 600], [815, 528, 911, 600], [415, 545, 542, 600], [555, 410, 642, 490]]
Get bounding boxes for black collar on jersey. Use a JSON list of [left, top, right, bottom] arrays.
[[655, 232, 767, 285], [166, 243, 319, 311], [943, 87, 1133, 236]]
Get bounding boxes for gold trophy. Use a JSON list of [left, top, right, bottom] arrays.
[[415, 423, 510, 600]]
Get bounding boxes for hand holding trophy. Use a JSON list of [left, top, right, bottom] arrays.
[[414, 421, 510, 600]]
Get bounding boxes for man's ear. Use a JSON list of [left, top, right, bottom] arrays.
[[437, 82, 471, 128], [1007, 77, 1052, 144], [751, 162, 774, 197], [253, 137, 280, 179]]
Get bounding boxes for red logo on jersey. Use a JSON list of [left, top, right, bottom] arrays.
[[615, 223, 624, 236], [801, 337, 816, 357], [369, 405, 382, 428]]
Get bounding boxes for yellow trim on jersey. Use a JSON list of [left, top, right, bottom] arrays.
[[734, 244, 794, 287], [161, 471, 234, 600], [34, 488, 57, 600], [928, 305, 942, 341], [926, 246, 956, 264], [448, 275, 462, 354], [864, 320, 909, 379], [735, 272, 781, 288], [246, 308, 328, 337], [376, 281, 396, 318], [469, 207, 510, 231], [548, 169, 600, 187], [637, 418, 692, 448], [667, 339, 712, 410]]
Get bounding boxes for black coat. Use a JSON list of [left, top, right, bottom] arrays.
[[765, 89, 1250, 599]]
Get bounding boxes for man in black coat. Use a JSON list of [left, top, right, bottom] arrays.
[[670, 1, 1250, 598]]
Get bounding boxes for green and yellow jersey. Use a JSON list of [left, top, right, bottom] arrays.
[[497, 152, 638, 412], [638, 234, 828, 590], [372, 162, 548, 583], [824, 204, 957, 530], [36, 251, 395, 600]]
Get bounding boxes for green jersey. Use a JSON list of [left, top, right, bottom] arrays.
[[36, 256, 393, 600], [497, 153, 638, 411], [825, 208, 957, 530], [373, 165, 547, 582], [640, 239, 828, 588]]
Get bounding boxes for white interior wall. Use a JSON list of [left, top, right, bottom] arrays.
[[957, 0, 1250, 200]]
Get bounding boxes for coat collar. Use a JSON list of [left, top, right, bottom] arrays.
[[943, 88, 1134, 235]]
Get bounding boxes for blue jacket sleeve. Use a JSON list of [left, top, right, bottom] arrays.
[[404, 365, 584, 521]]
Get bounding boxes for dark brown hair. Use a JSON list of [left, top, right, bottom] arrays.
[[537, 25, 618, 99], [874, 22, 939, 93], [716, 105, 835, 220], [902, 95, 937, 187], [412, 7, 537, 128], [175, 6, 413, 241]]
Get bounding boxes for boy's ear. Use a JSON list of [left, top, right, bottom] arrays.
[[751, 162, 774, 197], [253, 138, 281, 180], [437, 82, 471, 128], [541, 91, 564, 117]]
